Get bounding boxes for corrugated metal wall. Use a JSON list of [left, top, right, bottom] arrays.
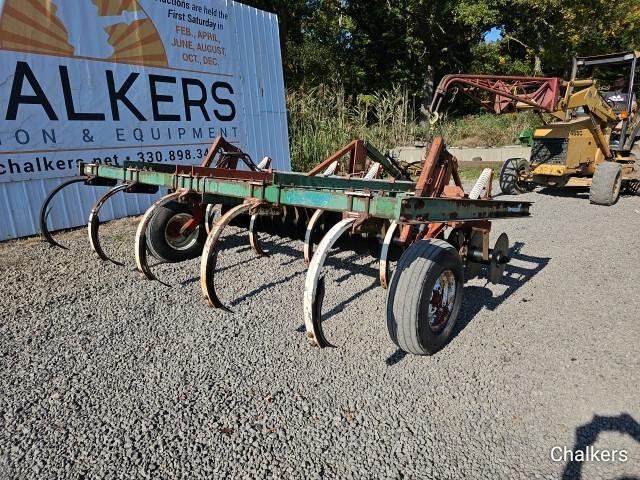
[[0, 1, 289, 241], [1, 179, 161, 239], [233, 2, 290, 172]]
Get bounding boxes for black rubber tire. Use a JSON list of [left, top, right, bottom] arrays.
[[626, 143, 640, 195], [589, 162, 622, 206], [500, 158, 531, 195], [386, 239, 464, 356], [146, 201, 206, 262], [631, 141, 640, 161]]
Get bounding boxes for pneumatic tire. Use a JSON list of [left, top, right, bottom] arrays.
[[146, 201, 206, 262], [590, 162, 622, 206], [631, 141, 640, 162], [386, 239, 464, 356], [627, 142, 640, 195], [500, 158, 531, 195]]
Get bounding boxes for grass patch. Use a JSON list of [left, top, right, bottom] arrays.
[[432, 111, 544, 148], [287, 85, 424, 172], [287, 86, 541, 172], [457, 166, 499, 182]]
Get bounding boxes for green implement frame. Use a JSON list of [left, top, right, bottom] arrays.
[[34, 135, 538, 356], [79, 162, 531, 223]]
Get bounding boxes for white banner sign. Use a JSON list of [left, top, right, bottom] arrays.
[[0, 0, 248, 183]]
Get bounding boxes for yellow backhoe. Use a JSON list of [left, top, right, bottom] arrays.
[[431, 51, 640, 205]]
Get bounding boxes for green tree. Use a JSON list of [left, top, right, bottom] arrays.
[[238, 0, 312, 83], [242, 0, 640, 105]]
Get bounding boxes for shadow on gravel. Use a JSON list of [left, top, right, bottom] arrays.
[[178, 234, 304, 285], [384, 242, 551, 366], [562, 413, 640, 480], [494, 186, 589, 200], [180, 256, 263, 286], [451, 241, 551, 340], [385, 349, 407, 366], [322, 280, 378, 318], [537, 185, 640, 202], [536, 186, 590, 200], [230, 270, 307, 307], [174, 228, 382, 287], [463, 185, 637, 204], [170, 230, 380, 312], [295, 279, 379, 334]]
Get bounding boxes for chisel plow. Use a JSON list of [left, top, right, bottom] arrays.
[[41, 136, 531, 355]]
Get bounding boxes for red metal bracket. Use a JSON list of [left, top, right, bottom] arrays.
[[431, 74, 561, 114]]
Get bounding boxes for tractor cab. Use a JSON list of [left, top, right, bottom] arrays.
[[570, 51, 640, 152]]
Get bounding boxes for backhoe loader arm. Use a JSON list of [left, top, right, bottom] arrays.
[[562, 85, 618, 123], [555, 84, 617, 159]]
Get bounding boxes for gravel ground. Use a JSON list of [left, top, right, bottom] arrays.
[[1, 186, 639, 479]]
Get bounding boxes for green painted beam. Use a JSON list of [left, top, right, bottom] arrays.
[[123, 161, 177, 173], [118, 161, 415, 193], [79, 163, 531, 222], [272, 172, 414, 193], [398, 197, 531, 223]]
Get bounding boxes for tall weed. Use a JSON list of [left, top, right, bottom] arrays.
[[286, 86, 541, 172]]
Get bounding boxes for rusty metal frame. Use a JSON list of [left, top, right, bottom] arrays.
[[200, 136, 255, 170], [305, 140, 410, 180], [398, 137, 463, 245], [431, 74, 562, 114], [63, 135, 532, 353], [306, 140, 367, 177]]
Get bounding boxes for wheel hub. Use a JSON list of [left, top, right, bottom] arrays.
[[164, 213, 199, 251], [428, 269, 457, 333]]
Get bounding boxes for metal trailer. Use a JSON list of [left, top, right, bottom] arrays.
[[41, 137, 531, 355]]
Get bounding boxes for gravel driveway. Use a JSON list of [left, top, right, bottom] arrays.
[[1, 187, 639, 479]]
